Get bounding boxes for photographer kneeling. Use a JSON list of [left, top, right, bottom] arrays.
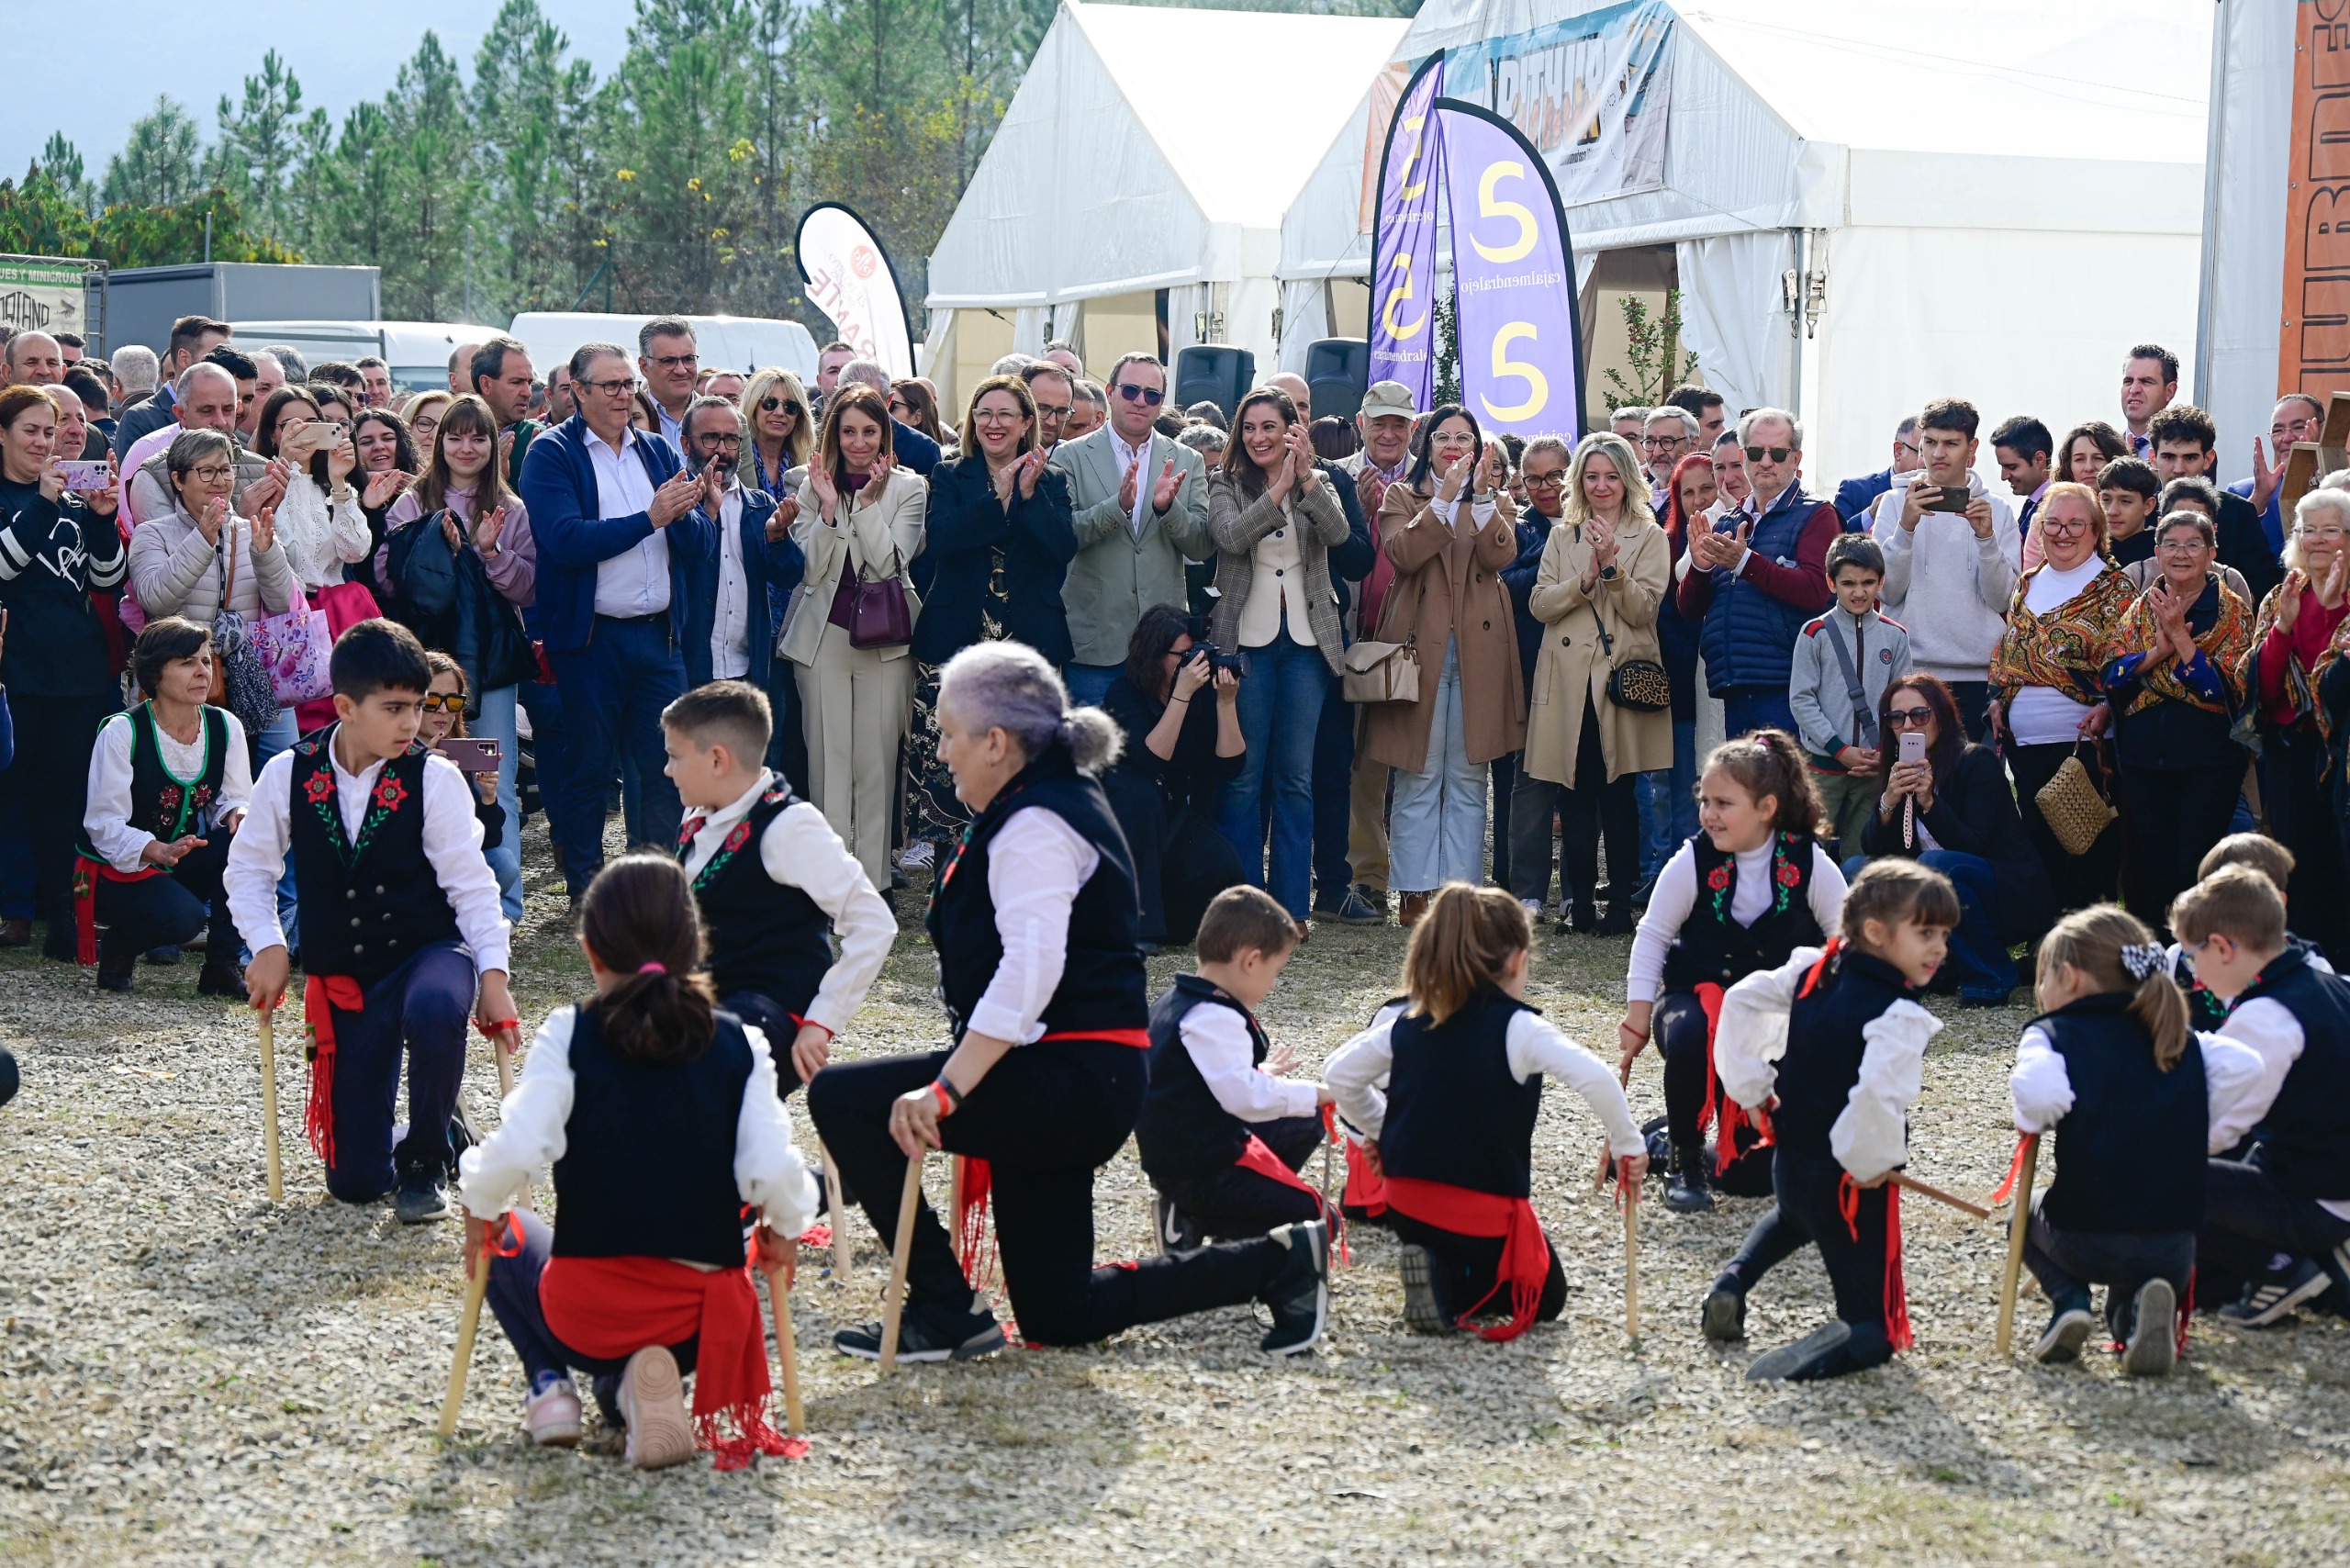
[[1102, 606, 1247, 946]]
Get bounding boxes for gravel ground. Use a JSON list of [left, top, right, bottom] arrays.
[[4, 820, 2348, 1567]]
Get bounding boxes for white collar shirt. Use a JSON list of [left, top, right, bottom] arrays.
[[710, 477, 751, 678], [1111, 428, 1155, 537], [585, 424, 669, 619]]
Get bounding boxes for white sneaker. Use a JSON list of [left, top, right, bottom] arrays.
[[524, 1377, 583, 1447], [899, 841, 936, 872], [617, 1347, 696, 1470], [1520, 899, 1543, 921]]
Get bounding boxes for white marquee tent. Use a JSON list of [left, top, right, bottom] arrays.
[[923, 1, 1408, 408], [1280, 0, 2212, 488]]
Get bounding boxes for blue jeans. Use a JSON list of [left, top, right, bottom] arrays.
[[547, 616, 688, 897], [1311, 666, 1355, 908], [471, 684, 522, 924], [1064, 661, 1122, 709], [1388, 639, 1486, 891], [255, 706, 302, 949], [1214, 632, 1327, 919], [1637, 717, 1698, 884], [1842, 849, 2015, 1001], [1722, 688, 1798, 742]]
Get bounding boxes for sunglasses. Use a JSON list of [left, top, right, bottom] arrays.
[[1885, 706, 1934, 729], [1116, 383, 1166, 407], [757, 397, 802, 416], [419, 692, 465, 712], [1743, 445, 1793, 463]]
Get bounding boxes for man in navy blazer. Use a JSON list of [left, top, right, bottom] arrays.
[[1831, 415, 1923, 528], [517, 342, 717, 899]]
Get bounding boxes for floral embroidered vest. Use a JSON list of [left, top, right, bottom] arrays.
[[288, 727, 460, 987], [1661, 831, 1824, 993]]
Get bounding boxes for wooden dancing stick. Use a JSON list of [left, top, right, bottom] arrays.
[[948, 1155, 966, 1266], [821, 1142, 853, 1282], [1995, 1135, 2041, 1356], [878, 1155, 924, 1372], [257, 1005, 283, 1204], [1889, 1171, 1992, 1221], [1623, 1181, 1640, 1342], [756, 1222, 805, 1437], [492, 1027, 517, 1100], [438, 1230, 493, 1438]]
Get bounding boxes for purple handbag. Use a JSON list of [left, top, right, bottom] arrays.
[[846, 549, 914, 650]]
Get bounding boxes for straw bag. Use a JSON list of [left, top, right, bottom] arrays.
[[2033, 739, 2116, 856]]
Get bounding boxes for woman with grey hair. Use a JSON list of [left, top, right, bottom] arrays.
[[807, 639, 1331, 1362], [2268, 485, 2350, 958]]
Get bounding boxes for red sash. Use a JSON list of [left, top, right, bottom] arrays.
[[1341, 1136, 1388, 1217], [1382, 1175, 1549, 1342], [1838, 1173, 1913, 1353], [71, 855, 161, 967], [540, 1254, 788, 1469], [302, 974, 366, 1167], [1237, 1122, 1348, 1263]]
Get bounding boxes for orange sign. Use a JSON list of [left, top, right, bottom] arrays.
[[2281, 2, 2350, 400]]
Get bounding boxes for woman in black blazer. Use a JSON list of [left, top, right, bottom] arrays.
[[906, 375, 1080, 851], [1853, 672, 2053, 1006]]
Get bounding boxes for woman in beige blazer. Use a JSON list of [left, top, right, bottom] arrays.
[[1513, 431, 1671, 935], [1361, 406, 1525, 924], [781, 384, 927, 890]]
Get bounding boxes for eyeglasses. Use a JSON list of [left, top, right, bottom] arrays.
[[583, 376, 642, 398], [1744, 445, 1793, 463], [185, 465, 235, 484], [1524, 472, 1567, 489], [1034, 402, 1073, 420], [2041, 516, 2091, 537], [1885, 706, 1934, 729], [1115, 383, 1166, 408], [646, 353, 698, 371], [2295, 524, 2349, 542], [2154, 537, 2208, 554], [1642, 435, 1684, 451], [1894, 440, 1921, 457], [696, 432, 743, 449], [419, 692, 465, 712]]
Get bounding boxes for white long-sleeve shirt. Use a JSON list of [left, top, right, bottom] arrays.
[[2009, 1023, 2271, 1159], [1626, 839, 1847, 1002], [678, 769, 896, 1036], [224, 736, 510, 974], [455, 1004, 821, 1238], [1713, 946, 1941, 1182], [1180, 1001, 1321, 1123], [710, 481, 753, 678], [966, 805, 1099, 1044], [2209, 994, 2350, 1215], [81, 706, 252, 872], [274, 472, 373, 591], [1324, 1006, 1645, 1159]]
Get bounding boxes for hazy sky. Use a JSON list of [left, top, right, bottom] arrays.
[[3, 1, 638, 185]]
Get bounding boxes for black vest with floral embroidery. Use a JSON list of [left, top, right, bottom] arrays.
[[1661, 832, 1824, 993], [680, 784, 833, 1014], [289, 728, 460, 987], [76, 704, 229, 864]]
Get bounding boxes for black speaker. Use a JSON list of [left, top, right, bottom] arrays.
[[1173, 344, 1254, 423], [1304, 338, 1371, 422]]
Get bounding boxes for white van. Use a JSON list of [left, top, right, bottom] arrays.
[[229, 321, 502, 393], [506, 313, 820, 383]]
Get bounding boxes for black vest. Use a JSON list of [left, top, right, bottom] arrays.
[[288, 728, 463, 988], [2034, 992, 2208, 1233], [76, 704, 229, 861], [2234, 946, 2350, 1201], [1774, 946, 1913, 1161], [2180, 933, 2325, 1033], [551, 1004, 755, 1268], [1381, 988, 1542, 1198], [1136, 975, 1268, 1191], [1662, 832, 1825, 993], [926, 743, 1146, 1042], [682, 783, 833, 1016]]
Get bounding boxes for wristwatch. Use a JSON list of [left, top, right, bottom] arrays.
[[1598, 565, 1618, 581]]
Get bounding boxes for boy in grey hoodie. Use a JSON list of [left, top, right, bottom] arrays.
[[1789, 534, 1912, 858]]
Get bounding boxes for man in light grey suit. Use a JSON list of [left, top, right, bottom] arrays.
[[1047, 353, 1211, 705]]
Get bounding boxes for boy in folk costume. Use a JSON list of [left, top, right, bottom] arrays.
[[1703, 859, 1954, 1381], [1325, 885, 1647, 1338], [2174, 867, 2350, 1326], [227, 619, 516, 1224], [1136, 886, 1332, 1251], [661, 680, 895, 1096], [2166, 834, 2331, 1032], [458, 857, 820, 1467]]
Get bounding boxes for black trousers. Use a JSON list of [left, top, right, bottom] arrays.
[[2268, 725, 2349, 963], [2116, 762, 2243, 939], [807, 1040, 1288, 1347], [0, 692, 115, 942], [1560, 702, 1638, 913], [93, 834, 238, 958], [2198, 1153, 2350, 1284], [1159, 1114, 1325, 1242], [1655, 991, 1774, 1193], [1386, 1209, 1567, 1324], [2023, 1206, 2195, 1338], [1945, 681, 1990, 744], [2006, 739, 2121, 919], [1738, 1147, 1896, 1367], [717, 988, 810, 1098]]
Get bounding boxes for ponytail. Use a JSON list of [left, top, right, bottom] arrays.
[[1401, 882, 1531, 1025], [578, 854, 717, 1065], [1704, 727, 1823, 837], [2132, 966, 2191, 1071], [2036, 903, 2190, 1070]]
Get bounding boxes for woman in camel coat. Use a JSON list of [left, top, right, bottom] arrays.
[[1361, 405, 1525, 923]]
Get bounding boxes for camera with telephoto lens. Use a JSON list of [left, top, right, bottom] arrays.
[[1183, 615, 1250, 679]]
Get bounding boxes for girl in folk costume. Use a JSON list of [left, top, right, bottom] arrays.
[[1325, 885, 1647, 1338], [456, 856, 820, 1468], [2009, 904, 2267, 1375], [808, 643, 1331, 1361], [75, 618, 252, 997], [1617, 731, 1848, 1214], [1703, 859, 1955, 1382]]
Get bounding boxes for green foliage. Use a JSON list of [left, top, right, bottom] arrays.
[[1432, 285, 1460, 409], [0, 169, 296, 267], [102, 97, 204, 210], [1602, 291, 1698, 412]]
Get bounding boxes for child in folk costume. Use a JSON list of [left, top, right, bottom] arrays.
[[1702, 859, 1953, 1382], [2168, 834, 2331, 1032], [2010, 903, 2268, 1374], [227, 619, 515, 1224], [1617, 731, 1849, 1214], [1137, 886, 1331, 1251], [457, 856, 819, 1468], [76, 617, 252, 997], [2174, 867, 2350, 1327], [661, 680, 895, 1096], [1325, 885, 1647, 1338]]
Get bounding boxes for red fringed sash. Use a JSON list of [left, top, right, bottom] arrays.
[[71, 857, 160, 967], [1988, 1132, 2034, 1204], [1382, 1175, 1549, 1342], [301, 974, 365, 1167], [1838, 1172, 1913, 1353], [1341, 1136, 1389, 1217]]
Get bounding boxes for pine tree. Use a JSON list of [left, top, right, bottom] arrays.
[[213, 50, 307, 241], [102, 97, 203, 210], [34, 132, 95, 218]]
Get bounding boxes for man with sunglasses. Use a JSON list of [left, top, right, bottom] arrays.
[[638, 317, 700, 448], [1048, 352, 1211, 707], [1676, 407, 1841, 740]]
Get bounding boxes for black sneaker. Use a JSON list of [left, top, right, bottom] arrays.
[[1258, 1219, 1330, 1355], [196, 958, 247, 999], [1152, 1192, 1202, 1257], [142, 945, 182, 966], [1336, 886, 1387, 925], [95, 935, 137, 994], [2034, 1301, 2095, 1363], [1641, 1115, 1671, 1173], [834, 1304, 1005, 1362], [1701, 1280, 1747, 1342], [2220, 1257, 2331, 1327], [2122, 1279, 2177, 1377], [448, 1104, 483, 1169], [395, 1159, 452, 1225], [1398, 1243, 1451, 1334], [1746, 1320, 1852, 1382], [1663, 1146, 1713, 1215]]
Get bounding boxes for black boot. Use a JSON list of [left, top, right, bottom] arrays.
[[95, 934, 137, 994], [197, 958, 247, 999], [1663, 1141, 1714, 1214]]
